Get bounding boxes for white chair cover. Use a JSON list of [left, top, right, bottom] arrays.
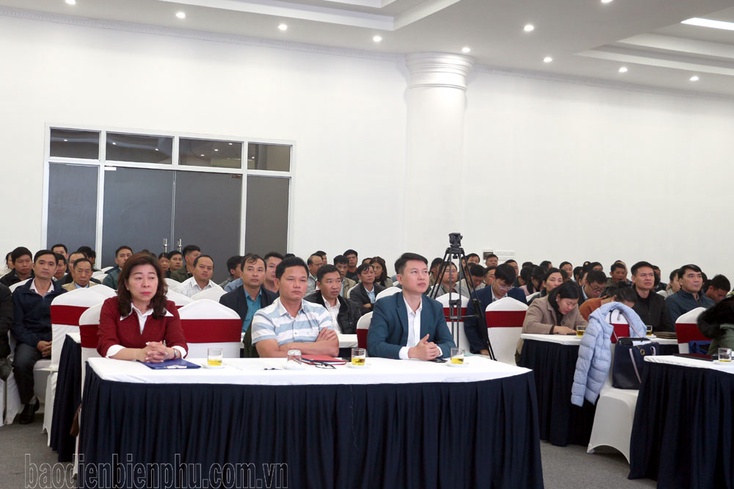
[[376, 286, 401, 301], [190, 287, 226, 302], [165, 289, 193, 308], [356, 312, 373, 349], [9, 278, 30, 293], [485, 297, 528, 365], [178, 299, 243, 358], [435, 293, 469, 351], [164, 278, 183, 293], [675, 307, 707, 354]]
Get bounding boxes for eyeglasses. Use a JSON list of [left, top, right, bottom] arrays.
[[496, 282, 513, 291], [588, 284, 605, 294]]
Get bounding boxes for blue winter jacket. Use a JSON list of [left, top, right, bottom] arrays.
[[571, 302, 647, 406]]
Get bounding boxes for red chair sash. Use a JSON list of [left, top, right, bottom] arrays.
[[676, 323, 706, 344], [79, 324, 99, 349], [357, 329, 368, 349], [51, 305, 88, 326], [442, 307, 468, 321], [181, 319, 242, 343], [485, 310, 526, 328], [610, 323, 630, 343]]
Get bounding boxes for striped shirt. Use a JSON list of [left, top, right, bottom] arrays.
[[251, 298, 334, 346]]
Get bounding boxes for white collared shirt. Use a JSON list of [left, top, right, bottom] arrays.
[[322, 295, 342, 334], [399, 296, 422, 360], [30, 279, 53, 297], [179, 277, 222, 298]]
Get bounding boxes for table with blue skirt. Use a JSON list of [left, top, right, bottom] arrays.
[[79, 356, 544, 489]]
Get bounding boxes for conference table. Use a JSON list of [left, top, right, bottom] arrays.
[[629, 355, 734, 488], [79, 356, 544, 489]]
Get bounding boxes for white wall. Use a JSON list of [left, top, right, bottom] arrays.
[[462, 71, 734, 280], [0, 13, 407, 268], [2, 10, 733, 282]]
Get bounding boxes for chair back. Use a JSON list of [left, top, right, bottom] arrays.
[[50, 288, 106, 368], [165, 278, 183, 293], [485, 297, 528, 364], [356, 312, 373, 349], [609, 311, 629, 344], [9, 278, 30, 293], [436, 293, 470, 350], [675, 307, 707, 354], [178, 299, 243, 358], [376, 286, 401, 301], [78, 303, 103, 389], [91, 285, 117, 298], [191, 286, 226, 302], [165, 289, 194, 308]]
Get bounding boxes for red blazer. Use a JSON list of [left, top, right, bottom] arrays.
[[97, 296, 188, 357]]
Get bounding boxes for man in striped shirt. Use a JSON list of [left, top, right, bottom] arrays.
[[252, 256, 338, 358]]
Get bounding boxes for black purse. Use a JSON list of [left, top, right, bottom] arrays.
[[612, 337, 658, 389]]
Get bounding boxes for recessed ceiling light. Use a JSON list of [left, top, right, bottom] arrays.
[[524, 24, 535, 32], [543, 56, 553, 63], [618, 66, 628, 73], [65, 0, 76, 5], [601, 0, 613, 4], [278, 23, 288, 31], [214, 148, 219, 152], [373, 35, 382, 43], [175, 11, 186, 19], [63, 139, 69, 142], [200, 154, 205, 157], [461, 46, 471, 54], [228, 142, 233, 145], [690, 75, 700, 82], [682, 18, 734, 31]]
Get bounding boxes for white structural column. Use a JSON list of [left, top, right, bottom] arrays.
[[403, 53, 473, 253]]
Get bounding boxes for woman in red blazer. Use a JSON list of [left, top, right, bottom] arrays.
[[97, 252, 188, 362]]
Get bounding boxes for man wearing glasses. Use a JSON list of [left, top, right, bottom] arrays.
[[580, 270, 608, 303], [463, 264, 527, 356]]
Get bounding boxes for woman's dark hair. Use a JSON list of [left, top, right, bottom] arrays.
[[521, 267, 535, 293], [530, 266, 546, 292], [548, 280, 582, 316], [614, 286, 636, 304], [117, 252, 168, 318], [544, 267, 562, 282], [369, 256, 389, 285]]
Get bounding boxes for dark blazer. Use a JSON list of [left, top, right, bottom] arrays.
[[349, 282, 386, 316], [632, 288, 674, 332], [367, 292, 455, 359], [0, 284, 13, 358], [464, 286, 527, 354], [304, 292, 360, 334], [219, 285, 277, 357]]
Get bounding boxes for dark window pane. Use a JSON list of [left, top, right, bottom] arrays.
[[47, 163, 98, 251], [247, 143, 291, 171], [50, 129, 100, 159], [179, 139, 242, 168], [245, 176, 289, 255], [107, 132, 173, 164]]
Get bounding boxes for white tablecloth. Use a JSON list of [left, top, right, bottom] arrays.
[[521, 333, 581, 345], [645, 354, 734, 374], [87, 356, 530, 386]]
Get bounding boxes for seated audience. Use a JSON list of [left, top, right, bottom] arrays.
[[53, 254, 67, 281], [97, 253, 187, 362], [333, 255, 356, 297], [349, 263, 385, 316], [666, 264, 714, 322], [658, 269, 680, 298], [483, 265, 497, 288], [252, 257, 338, 357], [1, 247, 33, 287], [51, 243, 69, 264], [370, 256, 394, 288], [219, 255, 243, 289], [652, 265, 667, 293], [429, 257, 443, 286], [579, 286, 636, 320], [559, 261, 573, 280], [170, 245, 201, 283], [367, 253, 455, 360], [76, 246, 98, 270], [220, 254, 277, 357], [465, 264, 527, 355], [343, 249, 359, 281], [629, 261, 673, 332], [2, 251, 12, 278], [168, 250, 184, 276], [529, 268, 564, 303], [704, 274, 731, 304], [607, 261, 631, 288], [62, 257, 98, 291], [263, 252, 283, 294], [180, 255, 222, 297], [306, 253, 325, 294], [697, 297, 734, 355], [157, 253, 170, 277], [0, 283, 12, 380], [305, 265, 360, 334], [429, 262, 460, 297], [458, 263, 485, 293], [11, 250, 66, 423], [102, 245, 133, 289], [485, 253, 499, 268], [519, 281, 587, 354], [518, 266, 536, 296], [580, 270, 607, 303]]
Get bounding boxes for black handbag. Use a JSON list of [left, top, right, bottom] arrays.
[[612, 337, 659, 389]]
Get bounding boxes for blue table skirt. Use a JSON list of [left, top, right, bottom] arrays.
[[518, 339, 596, 447], [629, 361, 734, 488], [79, 366, 545, 489], [49, 334, 81, 462]]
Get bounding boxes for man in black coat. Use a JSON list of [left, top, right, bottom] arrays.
[[305, 265, 360, 334], [219, 254, 277, 357]]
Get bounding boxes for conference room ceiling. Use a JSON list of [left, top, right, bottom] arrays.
[[6, 0, 734, 97]]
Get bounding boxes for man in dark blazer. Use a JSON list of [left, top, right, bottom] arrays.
[[367, 253, 455, 360], [348, 263, 385, 316], [219, 254, 277, 357], [305, 265, 360, 334], [464, 264, 527, 355]]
